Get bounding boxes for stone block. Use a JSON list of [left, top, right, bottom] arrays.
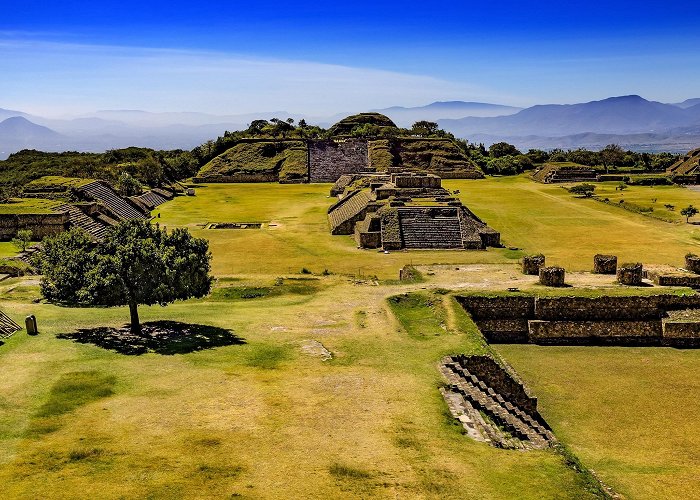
[[539, 266, 565, 287], [593, 254, 617, 274], [617, 263, 643, 285], [522, 254, 545, 275]]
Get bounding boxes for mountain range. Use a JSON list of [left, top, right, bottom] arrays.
[[1, 96, 700, 160]]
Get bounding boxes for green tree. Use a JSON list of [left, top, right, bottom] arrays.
[[411, 120, 439, 137], [569, 183, 596, 198], [12, 229, 33, 252], [37, 220, 213, 334], [115, 172, 143, 196], [489, 142, 520, 158], [600, 144, 625, 171], [681, 205, 699, 223]]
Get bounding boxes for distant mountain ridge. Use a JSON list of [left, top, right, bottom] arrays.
[[371, 101, 521, 126], [2, 95, 700, 159]]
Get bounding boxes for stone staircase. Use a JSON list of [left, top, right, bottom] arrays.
[[79, 181, 148, 221], [56, 204, 110, 240], [398, 207, 464, 249], [439, 357, 555, 449], [134, 190, 170, 209], [0, 310, 21, 339], [328, 190, 373, 234]]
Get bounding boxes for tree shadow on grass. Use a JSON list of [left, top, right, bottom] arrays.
[[57, 321, 246, 355]]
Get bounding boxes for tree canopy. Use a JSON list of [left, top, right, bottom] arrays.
[[37, 220, 213, 333]]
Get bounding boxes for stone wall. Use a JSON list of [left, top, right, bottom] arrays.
[[528, 320, 662, 345], [456, 293, 700, 345], [192, 173, 279, 183], [0, 213, 69, 240], [309, 139, 368, 182]]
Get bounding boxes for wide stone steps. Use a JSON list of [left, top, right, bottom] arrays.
[[440, 362, 553, 448], [56, 204, 109, 240], [399, 212, 463, 249], [79, 181, 148, 221]]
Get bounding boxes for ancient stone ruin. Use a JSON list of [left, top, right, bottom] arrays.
[[327, 172, 500, 250], [456, 293, 700, 347], [617, 263, 643, 286], [522, 254, 545, 275], [1, 177, 176, 241], [539, 266, 565, 287], [531, 163, 598, 183], [685, 254, 700, 274], [440, 355, 555, 449], [593, 254, 617, 274], [666, 148, 700, 184], [194, 113, 485, 184]]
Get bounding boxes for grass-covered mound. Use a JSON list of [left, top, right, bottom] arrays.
[[328, 112, 398, 136], [0, 198, 63, 214], [0, 148, 198, 191], [392, 138, 483, 178], [197, 140, 308, 183]]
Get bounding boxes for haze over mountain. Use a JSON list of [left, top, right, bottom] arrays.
[[371, 101, 521, 127], [2, 96, 700, 159]]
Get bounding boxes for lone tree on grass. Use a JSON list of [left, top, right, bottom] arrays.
[[569, 183, 596, 198], [37, 220, 213, 334], [12, 229, 32, 252], [681, 205, 699, 223]]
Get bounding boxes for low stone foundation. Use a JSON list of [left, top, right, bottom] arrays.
[[456, 293, 700, 346]]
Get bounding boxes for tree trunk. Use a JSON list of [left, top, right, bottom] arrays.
[[129, 301, 141, 334]]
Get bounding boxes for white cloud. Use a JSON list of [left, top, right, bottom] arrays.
[[0, 39, 499, 116]]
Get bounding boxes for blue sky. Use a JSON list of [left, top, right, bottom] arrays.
[[2, 0, 700, 116]]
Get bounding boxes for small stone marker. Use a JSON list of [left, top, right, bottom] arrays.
[[617, 263, 643, 286], [522, 254, 545, 275], [25, 315, 38, 335], [593, 254, 617, 274], [539, 267, 565, 287]]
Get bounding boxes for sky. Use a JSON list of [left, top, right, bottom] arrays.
[[2, 0, 700, 116]]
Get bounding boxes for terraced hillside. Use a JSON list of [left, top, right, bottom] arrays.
[[195, 140, 308, 183]]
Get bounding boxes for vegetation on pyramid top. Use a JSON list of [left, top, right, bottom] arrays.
[[327, 112, 399, 136]]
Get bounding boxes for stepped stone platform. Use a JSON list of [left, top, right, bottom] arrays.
[[439, 355, 555, 449], [77, 181, 149, 221], [328, 172, 500, 250], [55, 204, 110, 240], [532, 163, 598, 184]]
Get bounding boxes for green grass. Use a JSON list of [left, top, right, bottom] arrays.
[[580, 182, 700, 223], [495, 344, 700, 499], [198, 141, 307, 181], [2, 176, 700, 498], [25, 176, 95, 190], [0, 198, 62, 214], [445, 175, 700, 270]]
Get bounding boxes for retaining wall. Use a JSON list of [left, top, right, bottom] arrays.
[[456, 294, 700, 346], [309, 139, 368, 182], [0, 213, 69, 240]]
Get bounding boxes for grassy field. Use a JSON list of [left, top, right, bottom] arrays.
[[2, 176, 700, 498], [494, 344, 700, 499], [447, 176, 700, 270]]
